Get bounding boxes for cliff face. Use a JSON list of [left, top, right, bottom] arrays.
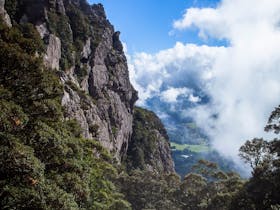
[[3, 0, 137, 160], [126, 107, 175, 174], [2, 0, 173, 171], [58, 3, 138, 160]]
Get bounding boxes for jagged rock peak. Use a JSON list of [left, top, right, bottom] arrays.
[[91, 3, 106, 19], [113, 31, 123, 52]]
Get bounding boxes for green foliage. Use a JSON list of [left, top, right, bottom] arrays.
[[0, 18, 130, 209], [233, 138, 280, 209], [133, 107, 169, 138], [112, 126, 118, 136], [126, 107, 168, 171], [265, 105, 280, 133], [179, 161, 244, 210], [65, 119, 83, 138], [4, 0, 18, 21], [124, 106, 244, 209], [0, 99, 28, 132], [0, 21, 44, 54], [239, 138, 272, 172], [66, 4, 90, 46], [47, 11, 74, 70], [20, 23, 45, 53], [117, 170, 181, 210], [231, 106, 280, 209], [47, 2, 93, 77], [89, 124, 99, 137], [117, 163, 244, 210]]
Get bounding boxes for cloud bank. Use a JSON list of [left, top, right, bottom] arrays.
[[128, 42, 225, 105], [127, 0, 280, 164]]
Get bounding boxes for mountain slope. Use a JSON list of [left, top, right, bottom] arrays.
[[0, 0, 175, 209], [126, 107, 174, 174]]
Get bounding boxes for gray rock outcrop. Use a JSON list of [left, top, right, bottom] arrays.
[[0, 0, 12, 27], [58, 2, 137, 160], [44, 34, 61, 70]]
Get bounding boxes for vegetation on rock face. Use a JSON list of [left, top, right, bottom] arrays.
[[66, 4, 90, 49], [125, 107, 173, 173], [4, 0, 18, 21], [46, 1, 93, 72], [0, 19, 131, 210], [47, 11, 74, 70]]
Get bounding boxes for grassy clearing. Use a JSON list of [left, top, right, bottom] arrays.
[[171, 142, 211, 153]]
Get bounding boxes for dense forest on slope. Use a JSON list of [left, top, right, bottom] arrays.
[[0, 0, 280, 209]]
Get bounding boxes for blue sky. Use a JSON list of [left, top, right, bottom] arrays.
[[88, 0, 221, 53]]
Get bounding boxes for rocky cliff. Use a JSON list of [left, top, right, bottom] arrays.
[[126, 107, 175, 174], [0, 0, 178, 209], [1, 0, 173, 171], [2, 0, 137, 161]]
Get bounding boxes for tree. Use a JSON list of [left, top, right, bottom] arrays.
[[233, 105, 280, 209], [178, 159, 244, 210], [265, 105, 280, 134], [239, 138, 272, 175], [117, 170, 181, 210], [236, 139, 278, 209]]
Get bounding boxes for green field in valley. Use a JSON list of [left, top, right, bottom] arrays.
[[171, 142, 211, 153]]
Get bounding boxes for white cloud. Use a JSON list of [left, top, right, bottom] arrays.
[[174, 7, 227, 40], [127, 42, 225, 105], [173, 0, 280, 161], [173, 0, 280, 43], [128, 0, 280, 166], [161, 87, 191, 103], [189, 94, 201, 103]]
